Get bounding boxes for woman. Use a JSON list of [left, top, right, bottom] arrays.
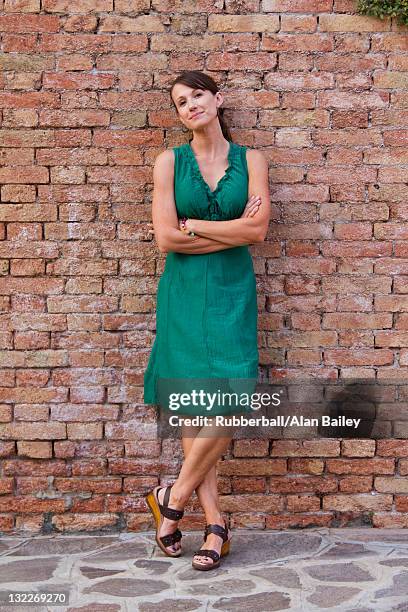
[[144, 71, 270, 570]]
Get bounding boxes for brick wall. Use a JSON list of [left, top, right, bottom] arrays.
[[0, 1, 408, 534]]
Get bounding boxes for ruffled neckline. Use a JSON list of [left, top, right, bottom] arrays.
[[185, 140, 236, 198]]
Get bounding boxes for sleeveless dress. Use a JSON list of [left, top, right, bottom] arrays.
[[143, 140, 259, 417]]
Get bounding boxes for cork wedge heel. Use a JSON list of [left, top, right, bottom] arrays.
[[145, 485, 184, 558]]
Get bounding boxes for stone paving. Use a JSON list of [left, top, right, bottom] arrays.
[[0, 529, 407, 611]]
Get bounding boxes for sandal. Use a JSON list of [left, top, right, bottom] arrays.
[[145, 485, 184, 558], [192, 521, 231, 571]]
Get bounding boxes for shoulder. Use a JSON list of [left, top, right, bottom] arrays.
[[154, 148, 175, 167], [245, 148, 269, 179], [153, 148, 175, 176], [245, 148, 268, 168], [152, 149, 176, 185]]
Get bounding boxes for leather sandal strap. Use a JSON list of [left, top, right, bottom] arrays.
[[204, 523, 228, 542], [160, 528, 182, 548], [158, 486, 184, 521], [193, 549, 220, 563]]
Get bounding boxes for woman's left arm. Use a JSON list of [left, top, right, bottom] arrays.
[[185, 149, 271, 246]]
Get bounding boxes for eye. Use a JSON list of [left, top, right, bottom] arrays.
[[178, 92, 202, 106]]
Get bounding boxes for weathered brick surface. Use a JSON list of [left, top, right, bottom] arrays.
[[0, 3, 407, 534]]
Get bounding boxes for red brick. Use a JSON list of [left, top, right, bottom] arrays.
[[339, 476, 373, 493], [286, 494, 320, 512], [207, 52, 277, 71], [106, 495, 147, 512], [67, 423, 103, 440], [0, 442, 15, 457], [395, 496, 408, 512], [2, 459, 68, 476], [17, 441, 52, 458], [0, 496, 66, 513], [375, 477, 408, 493], [324, 349, 393, 366], [323, 494, 393, 511], [0, 478, 14, 495], [126, 513, 155, 531], [50, 405, 119, 422], [70, 496, 105, 513], [55, 478, 122, 493], [220, 494, 284, 513], [373, 513, 408, 528], [269, 476, 337, 494], [123, 476, 158, 494], [233, 439, 269, 457], [0, 515, 14, 531], [42, 1, 113, 12], [271, 440, 340, 457], [4, 0, 41, 11], [0, 423, 66, 440], [15, 514, 43, 532], [0, 14, 60, 32], [323, 313, 392, 330], [285, 277, 320, 295], [0, 406, 13, 422], [327, 459, 395, 475], [288, 459, 324, 474], [377, 440, 408, 457], [341, 440, 376, 457], [231, 477, 266, 493], [52, 513, 118, 532], [125, 441, 161, 457], [218, 459, 286, 476], [262, 33, 333, 52], [400, 459, 408, 476], [231, 513, 266, 529], [16, 477, 49, 495], [71, 460, 107, 476]]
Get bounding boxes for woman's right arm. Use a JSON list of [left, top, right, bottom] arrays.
[[151, 150, 234, 254], [151, 150, 260, 255]]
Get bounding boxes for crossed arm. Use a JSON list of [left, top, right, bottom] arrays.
[[151, 148, 271, 255]]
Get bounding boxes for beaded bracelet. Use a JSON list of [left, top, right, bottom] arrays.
[[180, 217, 195, 237]]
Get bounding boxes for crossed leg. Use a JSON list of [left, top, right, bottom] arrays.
[[182, 425, 232, 566], [157, 420, 234, 555]]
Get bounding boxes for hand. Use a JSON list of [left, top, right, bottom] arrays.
[[178, 217, 194, 235], [240, 195, 261, 218]]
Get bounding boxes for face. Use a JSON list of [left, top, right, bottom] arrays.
[[171, 83, 223, 130]]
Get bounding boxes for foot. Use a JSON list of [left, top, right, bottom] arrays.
[[157, 487, 183, 554], [193, 521, 231, 567]]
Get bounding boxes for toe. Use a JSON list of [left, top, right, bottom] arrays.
[[195, 554, 211, 565]]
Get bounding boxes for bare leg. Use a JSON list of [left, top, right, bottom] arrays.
[[182, 427, 231, 566], [157, 420, 233, 555]]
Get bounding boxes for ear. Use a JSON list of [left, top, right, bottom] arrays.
[[215, 91, 224, 109]]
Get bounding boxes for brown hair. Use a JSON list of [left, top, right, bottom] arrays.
[[169, 70, 232, 142]]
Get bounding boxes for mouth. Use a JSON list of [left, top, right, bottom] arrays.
[[190, 111, 203, 120]]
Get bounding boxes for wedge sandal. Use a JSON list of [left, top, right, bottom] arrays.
[[192, 521, 231, 571], [145, 485, 184, 558]]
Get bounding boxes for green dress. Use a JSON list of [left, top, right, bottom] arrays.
[[143, 140, 259, 416]]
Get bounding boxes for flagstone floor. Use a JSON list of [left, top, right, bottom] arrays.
[[0, 528, 407, 611]]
